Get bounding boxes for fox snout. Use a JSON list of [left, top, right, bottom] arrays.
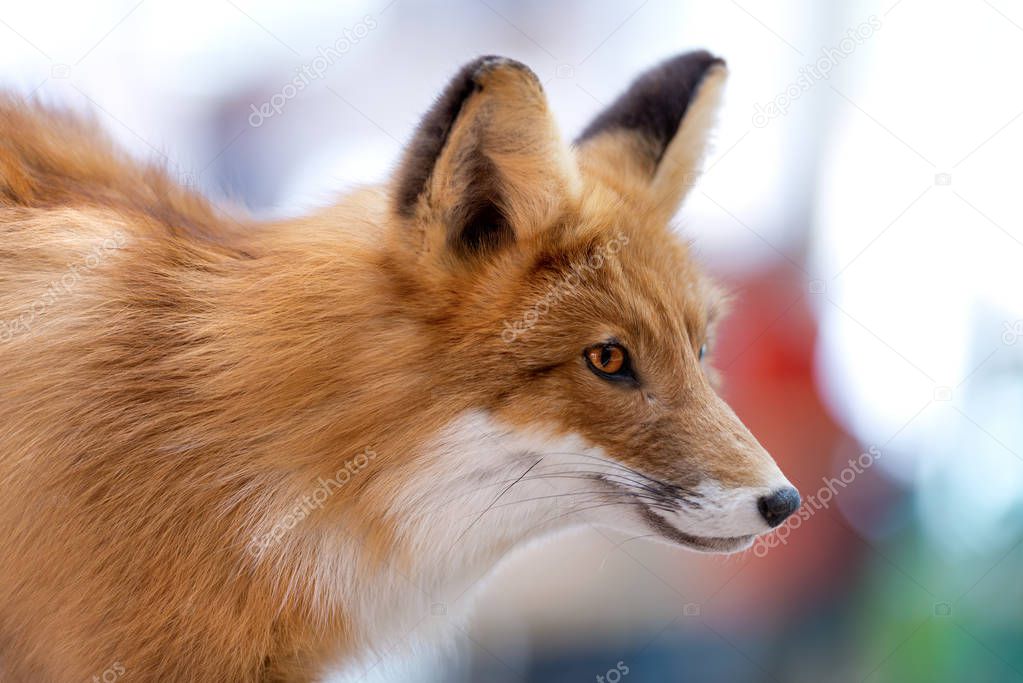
[[607, 383, 801, 551], [689, 395, 801, 539], [639, 454, 800, 552]]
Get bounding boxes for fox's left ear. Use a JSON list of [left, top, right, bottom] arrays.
[[391, 56, 577, 263], [575, 51, 727, 222]]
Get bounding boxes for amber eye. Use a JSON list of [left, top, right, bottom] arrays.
[[583, 342, 635, 384], [587, 344, 624, 373]]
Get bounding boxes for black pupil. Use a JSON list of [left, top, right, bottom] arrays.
[[600, 346, 613, 367]]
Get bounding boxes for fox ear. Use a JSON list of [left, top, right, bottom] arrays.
[[575, 51, 727, 221], [392, 56, 576, 261]]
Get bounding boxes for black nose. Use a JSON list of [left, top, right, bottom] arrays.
[[758, 487, 801, 527]]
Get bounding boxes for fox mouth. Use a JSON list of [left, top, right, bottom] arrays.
[[592, 474, 756, 554], [638, 503, 755, 553]]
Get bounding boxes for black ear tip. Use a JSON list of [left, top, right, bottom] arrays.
[[652, 51, 727, 97], [575, 49, 726, 152], [459, 55, 540, 89], [472, 56, 543, 97], [632, 49, 727, 102], [393, 55, 541, 217], [660, 50, 726, 74]]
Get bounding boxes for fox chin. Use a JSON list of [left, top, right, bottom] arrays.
[[0, 51, 799, 682]]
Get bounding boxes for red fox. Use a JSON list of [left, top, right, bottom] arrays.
[[0, 52, 799, 681]]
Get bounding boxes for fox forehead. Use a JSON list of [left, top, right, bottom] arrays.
[[514, 199, 720, 354]]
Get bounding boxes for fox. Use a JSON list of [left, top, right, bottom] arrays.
[[0, 51, 800, 681]]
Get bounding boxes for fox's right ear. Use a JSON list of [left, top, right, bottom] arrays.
[[391, 56, 577, 265], [575, 51, 727, 222]]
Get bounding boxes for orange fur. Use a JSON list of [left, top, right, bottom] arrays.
[[0, 54, 794, 681]]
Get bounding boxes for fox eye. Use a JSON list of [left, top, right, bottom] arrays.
[[584, 342, 635, 383]]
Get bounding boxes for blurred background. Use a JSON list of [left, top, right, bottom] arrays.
[[4, 1, 1022, 681]]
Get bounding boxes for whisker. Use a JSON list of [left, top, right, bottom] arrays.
[[526, 468, 667, 495], [551, 452, 705, 501], [447, 456, 544, 548], [533, 462, 667, 494], [420, 466, 686, 527], [488, 489, 672, 511], [421, 470, 653, 517], [519, 500, 667, 538], [541, 451, 664, 485]]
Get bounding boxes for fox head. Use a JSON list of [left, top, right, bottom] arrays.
[[378, 52, 799, 557]]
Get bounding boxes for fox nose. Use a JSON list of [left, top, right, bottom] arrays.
[[758, 487, 801, 528]]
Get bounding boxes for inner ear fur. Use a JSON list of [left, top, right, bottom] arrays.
[[574, 51, 727, 221], [392, 55, 577, 260]]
